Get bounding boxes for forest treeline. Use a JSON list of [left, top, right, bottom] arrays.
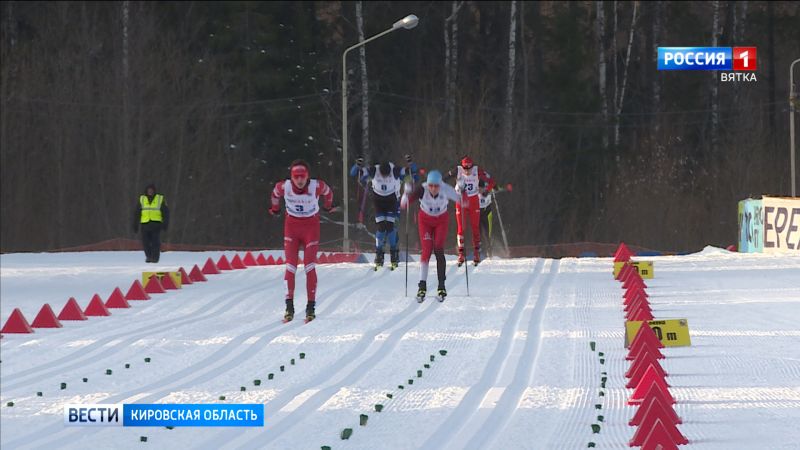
[[1, 1, 798, 253]]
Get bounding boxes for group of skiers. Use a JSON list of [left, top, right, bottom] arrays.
[[134, 155, 500, 323], [266, 155, 498, 322]]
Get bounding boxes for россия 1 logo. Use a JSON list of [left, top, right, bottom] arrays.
[[658, 47, 757, 82]]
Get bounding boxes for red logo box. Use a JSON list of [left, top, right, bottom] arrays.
[[733, 47, 757, 71]]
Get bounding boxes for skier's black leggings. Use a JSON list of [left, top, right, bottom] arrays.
[[434, 248, 446, 288]]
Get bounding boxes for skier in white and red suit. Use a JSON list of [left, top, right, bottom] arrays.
[[444, 155, 495, 265], [400, 170, 461, 302], [269, 160, 334, 323]]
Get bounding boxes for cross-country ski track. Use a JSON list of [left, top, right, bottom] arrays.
[[1, 249, 799, 449]]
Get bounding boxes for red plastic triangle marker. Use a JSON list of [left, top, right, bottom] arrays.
[[125, 280, 151, 300], [190, 264, 208, 281], [217, 254, 233, 270], [628, 304, 654, 322], [627, 361, 669, 389], [31, 304, 63, 328], [631, 323, 665, 349], [624, 285, 649, 300], [318, 253, 328, 264], [144, 275, 166, 294], [624, 295, 648, 312], [242, 251, 257, 266], [58, 297, 88, 320], [202, 257, 221, 275], [630, 415, 688, 447], [160, 274, 179, 290], [178, 267, 193, 285], [626, 350, 666, 378], [256, 253, 268, 265], [627, 340, 666, 361], [2, 308, 34, 333], [84, 294, 111, 317], [275, 256, 284, 265], [265, 255, 276, 265], [231, 254, 247, 269], [629, 395, 682, 427], [629, 372, 675, 405], [105, 288, 131, 309]]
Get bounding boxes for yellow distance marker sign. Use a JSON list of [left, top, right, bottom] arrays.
[[613, 261, 654, 279], [142, 271, 182, 289], [625, 319, 691, 347]]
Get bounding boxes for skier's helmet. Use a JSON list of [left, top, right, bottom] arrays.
[[461, 156, 473, 169], [426, 170, 443, 185], [379, 162, 391, 176]]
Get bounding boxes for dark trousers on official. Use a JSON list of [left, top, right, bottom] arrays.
[[141, 222, 162, 262]]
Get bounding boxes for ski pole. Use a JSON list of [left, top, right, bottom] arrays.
[[492, 191, 510, 255], [464, 249, 470, 296]]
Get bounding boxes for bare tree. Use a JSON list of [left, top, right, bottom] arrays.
[[444, 1, 464, 152], [651, 1, 661, 132], [356, 1, 369, 160], [711, 0, 720, 154], [614, 1, 638, 149], [503, 1, 517, 158], [596, 1, 609, 150]]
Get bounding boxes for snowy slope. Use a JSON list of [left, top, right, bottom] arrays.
[[1, 249, 799, 449]]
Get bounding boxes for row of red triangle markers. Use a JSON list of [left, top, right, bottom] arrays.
[[613, 242, 688, 450], [0, 251, 362, 336]]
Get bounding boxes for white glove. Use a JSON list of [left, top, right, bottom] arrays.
[[403, 182, 412, 193], [400, 193, 409, 210]]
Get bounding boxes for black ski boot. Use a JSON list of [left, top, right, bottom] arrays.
[[390, 248, 400, 270], [283, 299, 295, 323], [473, 246, 481, 266], [437, 282, 447, 302], [416, 280, 427, 303], [374, 251, 385, 271], [305, 302, 316, 323]]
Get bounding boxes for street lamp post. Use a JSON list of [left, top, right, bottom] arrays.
[[790, 58, 800, 197], [341, 14, 419, 252]]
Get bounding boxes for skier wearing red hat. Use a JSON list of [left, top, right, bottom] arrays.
[[269, 160, 334, 323], [445, 155, 495, 266]]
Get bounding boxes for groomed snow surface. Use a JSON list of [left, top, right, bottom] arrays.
[[1, 248, 799, 449]]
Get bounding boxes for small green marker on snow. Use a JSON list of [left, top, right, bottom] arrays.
[[601, 371, 607, 376], [359, 414, 368, 426], [408, 379, 414, 385], [595, 404, 602, 410], [386, 393, 393, 399], [601, 376, 607, 383], [61, 382, 67, 390], [599, 390, 605, 397], [598, 352, 604, 357], [280, 365, 285, 372], [140, 436, 148, 442], [398, 385, 404, 390], [125, 363, 130, 369], [166, 426, 174, 430], [321, 446, 331, 450], [83, 377, 88, 383], [375, 404, 384, 412], [254, 379, 261, 386], [424, 364, 430, 369], [106, 369, 113, 375], [219, 395, 226, 400], [268, 373, 274, 380], [590, 341, 596, 351], [37, 391, 42, 397], [417, 370, 423, 378], [588, 443, 596, 448], [241, 386, 246, 391], [291, 359, 295, 365], [340, 428, 353, 440], [6, 402, 13, 407], [430, 355, 435, 362], [591, 424, 601, 434], [599, 358, 605, 365], [144, 357, 151, 363], [299, 352, 306, 359], [439, 350, 447, 356], [600, 381, 606, 389], [597, 415, 604, 422]]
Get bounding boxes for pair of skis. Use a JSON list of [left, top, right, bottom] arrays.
[[416, 289, 446, 304]]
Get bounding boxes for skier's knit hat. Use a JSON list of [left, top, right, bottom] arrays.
[[426, 170, 442, 185]]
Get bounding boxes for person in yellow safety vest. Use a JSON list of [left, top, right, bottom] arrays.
[[133, 183, 170, 263]]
